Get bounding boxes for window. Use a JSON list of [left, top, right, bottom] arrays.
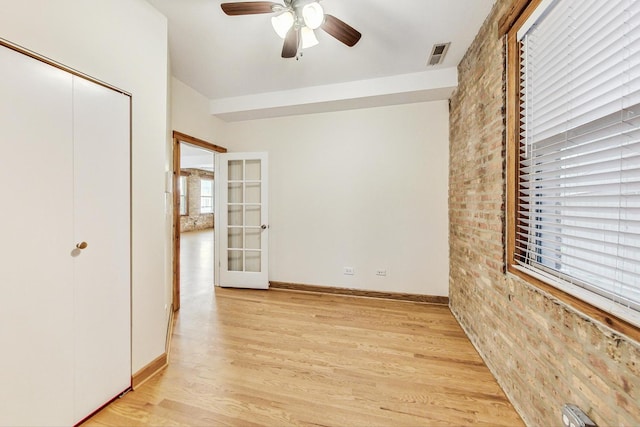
[[200, 178, 213, 214], [179, 175, 187, 216], [507, 0, 640, 326]]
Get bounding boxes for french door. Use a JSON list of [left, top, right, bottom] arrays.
[[216, 152, 269, 289]]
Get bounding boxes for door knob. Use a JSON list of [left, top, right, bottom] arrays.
[[261, 224, 267, 230], [76, 242, 88, 250]]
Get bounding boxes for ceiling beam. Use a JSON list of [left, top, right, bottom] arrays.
[[209, 68, 458, 121]]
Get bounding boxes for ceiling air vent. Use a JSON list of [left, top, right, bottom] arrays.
[[428, 42, 450, 66]]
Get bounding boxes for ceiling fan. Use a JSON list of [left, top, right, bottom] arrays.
[[220, 0, 362, 58]]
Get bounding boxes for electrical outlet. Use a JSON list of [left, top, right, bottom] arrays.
[[376, 269, 387, 276], [343, 267, 354, 275]]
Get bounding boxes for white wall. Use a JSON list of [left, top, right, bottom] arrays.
[[0, 0, 170, 371], [172, 77, 226, 143], [222, 101, 450, 296], [169, 83, 449, 295]]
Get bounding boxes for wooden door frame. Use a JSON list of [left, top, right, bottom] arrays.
[[172, 131, 227, 311]]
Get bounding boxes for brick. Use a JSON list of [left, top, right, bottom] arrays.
[[448, 0, 640, 425], [624, 344, 640, 377]]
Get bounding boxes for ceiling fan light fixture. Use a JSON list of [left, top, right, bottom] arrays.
[[302, 2, 324, 30], [221, 1, 361, 58], [301, 26, 319, 49], [271, 11, 294, 39]]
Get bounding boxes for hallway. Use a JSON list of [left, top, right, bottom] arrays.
[[179, 229, 215, 307]]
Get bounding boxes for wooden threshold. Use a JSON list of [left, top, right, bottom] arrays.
[[269, 281, 449, 305]]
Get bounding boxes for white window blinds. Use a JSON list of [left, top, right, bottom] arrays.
[[516, 0, 640, 320]]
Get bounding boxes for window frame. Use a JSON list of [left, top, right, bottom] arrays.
[[179, 174, 188, 216], [200, 178, 214, 214], [505, 0, 640, 339]]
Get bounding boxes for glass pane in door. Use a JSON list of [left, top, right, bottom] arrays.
[[228, 205, 243, 226], [228, 227, 243, 249], [228, 160, 243, 181], [245, 251, 261, 272], [228, 250, 243, 272], [245, 205, 261, 226], [245, 229, 261, 250], [225, 158, 263, 274], [245, 159, 261, 180], [228, 182, 243, 203], [246, 183, 261, 203]]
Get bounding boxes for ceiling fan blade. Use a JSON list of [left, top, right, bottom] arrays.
[[282, 27, 299, 58], [221, 2, 279, 15], [321, 14, 361, 47]]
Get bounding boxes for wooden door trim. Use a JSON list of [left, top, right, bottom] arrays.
[[172, 131, 226, 312], [173, 131, 227, 153]]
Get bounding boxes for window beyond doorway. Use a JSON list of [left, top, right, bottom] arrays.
[[200, 178, 213, 214], [179, 169, 214, 233], [179, 175, 188, 216]]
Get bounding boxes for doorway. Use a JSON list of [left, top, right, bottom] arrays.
[[172, 131, 226, 311]]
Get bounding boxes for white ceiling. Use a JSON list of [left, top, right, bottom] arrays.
[[147, 0, 495, 120], [181, 143, 215, 171]]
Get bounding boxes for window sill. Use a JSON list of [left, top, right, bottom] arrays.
[[507, 265, 640, 342]]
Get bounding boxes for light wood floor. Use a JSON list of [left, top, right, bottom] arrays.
[[85, 230, 523, 426]]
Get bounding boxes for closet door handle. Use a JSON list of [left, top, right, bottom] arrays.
[[76, 242, 88, 250]]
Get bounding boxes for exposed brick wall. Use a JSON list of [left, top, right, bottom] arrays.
[[449, 1, 640, 426], [180, 168, 214, 232]]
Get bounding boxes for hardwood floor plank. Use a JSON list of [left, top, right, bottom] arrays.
[[85, 288, 523, 426], [84, 230, 523, 426]]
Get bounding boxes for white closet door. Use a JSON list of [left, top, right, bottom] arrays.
[[0, 47, 75, 425], [72, 78, 131, 423]]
